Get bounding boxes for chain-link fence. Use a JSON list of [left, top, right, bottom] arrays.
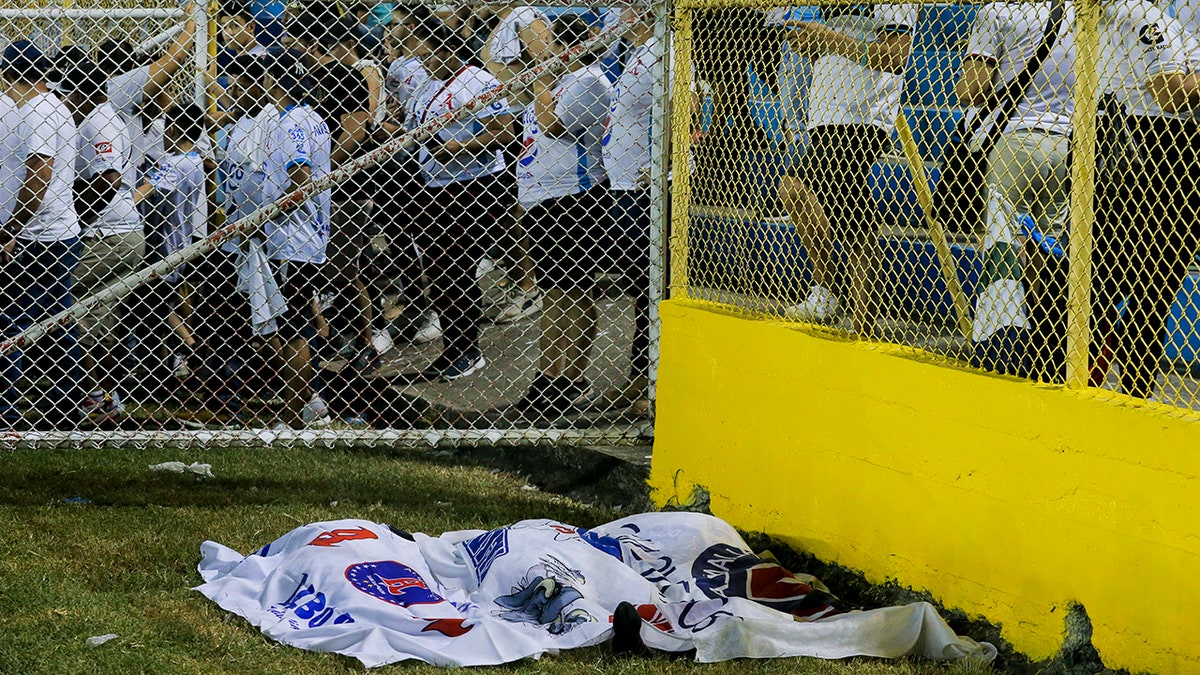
[[671, 0, 1200, 417], [0, 0, 666, 447]]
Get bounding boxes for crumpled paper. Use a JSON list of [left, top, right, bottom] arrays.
[[148, 461, 214, 478], [85, 634, 118, 647]]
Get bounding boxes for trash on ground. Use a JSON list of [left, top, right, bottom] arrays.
[[149, 462, 214, 478]]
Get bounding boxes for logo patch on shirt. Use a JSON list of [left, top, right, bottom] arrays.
[[1139, 23, 1165, 47], [94, 141, 113, 154]]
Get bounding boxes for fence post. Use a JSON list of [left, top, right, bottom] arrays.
[[669, 0, 694, 298], [648, 0, 672, 413], [193, 0, 210, 110], [1066, 0, 1101, 389]]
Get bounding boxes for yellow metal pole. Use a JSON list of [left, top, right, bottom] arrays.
[[894, 110, 973, 340], [669, 3, 695, 299], [1066, 0, 1102, 389]]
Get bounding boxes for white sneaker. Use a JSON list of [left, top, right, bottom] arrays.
[[413, 312, 443, 344], [493, 286, 544, 324], [301, 395, 333, 428], [371, 328, 394, 356], [782, 285, 841, 323]]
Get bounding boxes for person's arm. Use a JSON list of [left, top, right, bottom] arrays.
[[534, 73, 610, 138], [518, 16, 555, 62], [144, 3, 198, 103], [954, 56, 998, 106], [73, 169, 122, 224], [3, 154, 53, 243], [432, 113, 515, 160], [331, 110, 371, 166], [287, 161, 313, 192], [1147, 72, 1200, 113], [784, 21, 913, 74], [358, 61, 385, 122]]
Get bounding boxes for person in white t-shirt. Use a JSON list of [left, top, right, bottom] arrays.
[[601, 7, 659, 416], [955, 1, 1075, 381], [407, 22, 515, 381], [1086, 0, 1200, 399], [0, 40, 84, 429], [102, 3, 198, 176], [776, 4, 918, 337], [259, 50, 332, 428], [57, 57, 143, 422], [482, 5, 552, 325], [511, 15, 613, 420]]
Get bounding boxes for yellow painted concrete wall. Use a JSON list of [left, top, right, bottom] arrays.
[[650, 299, 1200, 673]]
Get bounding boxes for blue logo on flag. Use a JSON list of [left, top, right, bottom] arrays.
[[345, 560, 445, 607], [462, 529, 510, 583]]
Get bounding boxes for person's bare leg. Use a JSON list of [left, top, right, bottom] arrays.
[[539, 287, 567, 377], [560, 288, 597, 382], [276, 337, 313, 427], [846, 232, 882, 337], [780, 175, 833, 289], [505, 206, 538, 293]]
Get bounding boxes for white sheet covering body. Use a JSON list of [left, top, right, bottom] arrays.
[[196, 513, 996, 667]]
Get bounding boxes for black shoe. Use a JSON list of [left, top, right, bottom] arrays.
[[419, 353, 454, 381], [515, 373, 555, 413], [611, 602, 650, 658]]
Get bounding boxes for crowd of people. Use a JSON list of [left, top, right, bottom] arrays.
[[768, 0, 1200, 401], [0, 1, 660, 430]]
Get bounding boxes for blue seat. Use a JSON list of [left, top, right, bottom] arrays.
[[904, 50, 962, 107], [914, 4, 976, 51], [894, 106, 964, 162]]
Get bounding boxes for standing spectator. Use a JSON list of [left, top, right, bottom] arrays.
[[0, 41, 83, 430], [953, 1, 1075, 381], [777, 4, 918, 336], [101, 3, 198, 172], [261, 51, 333, 427], [601, 7, 659, 415], [482, 5, 553, 325], [58, 58, 142, 424], [407, 22, 514, 380], [219, 1, 269, 60], [1089, 1, 1200, 399], [194, 54, 277, 424], [297, 17, 377, 370], [133, 103, 209, 380], [513, 15, 613, 417]]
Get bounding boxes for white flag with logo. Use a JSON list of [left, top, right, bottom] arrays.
[[196, 513, 996, 667]]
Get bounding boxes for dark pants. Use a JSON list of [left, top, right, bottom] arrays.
[[612, 189, 651, 377], [0, 238, 83, 426], [421, 172, 509, 361], [1093, 116, 1200, 398]]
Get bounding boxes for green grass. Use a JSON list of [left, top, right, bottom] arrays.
[[0, 446, 987, 674]]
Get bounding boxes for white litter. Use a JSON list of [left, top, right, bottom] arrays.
[[148, 461, 214, 478], [85, 634, 118, 647]]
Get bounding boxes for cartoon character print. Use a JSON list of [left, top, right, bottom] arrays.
[[493, 555, 594, 635]]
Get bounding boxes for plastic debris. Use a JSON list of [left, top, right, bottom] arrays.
[[148, 461, 214, 478], [85, 634, 118, 647]]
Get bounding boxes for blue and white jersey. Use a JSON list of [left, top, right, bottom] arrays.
[[516, 63, 612, 209], [406, 65, 510, 188], [219, 104, 276, 222], [148, 150, 207, 281], [263, 103, 332, 264]]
